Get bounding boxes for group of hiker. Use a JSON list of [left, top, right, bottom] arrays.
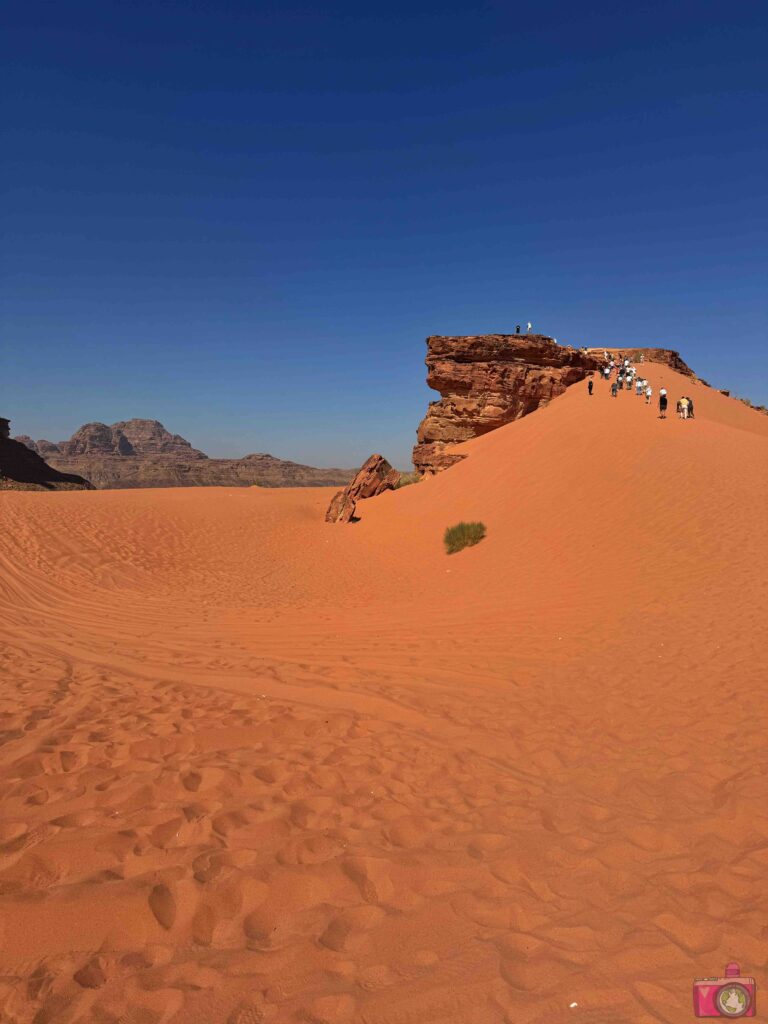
[[586, 354, 695, 420]]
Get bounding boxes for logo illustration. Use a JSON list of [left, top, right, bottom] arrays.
[[693, 962, 756, 1017]]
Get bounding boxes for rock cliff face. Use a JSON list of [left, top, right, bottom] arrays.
[[414, 335, 598, 473], [0, 418, 94, 491], [13, 419, 352, 489]]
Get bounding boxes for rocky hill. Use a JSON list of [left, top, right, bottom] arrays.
[[13, 419, 352, 490], [413, 334, 698, 473]]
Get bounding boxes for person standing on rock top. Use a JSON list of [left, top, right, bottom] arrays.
[[515, 324, 520, 334], [527, 322, 532, 334]]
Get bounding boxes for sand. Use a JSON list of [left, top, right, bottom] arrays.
[[1, 363, 767, 1024]]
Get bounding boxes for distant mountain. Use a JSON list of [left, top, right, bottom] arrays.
[[13, 419, 353, 490]]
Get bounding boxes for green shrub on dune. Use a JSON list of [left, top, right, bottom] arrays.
[[444, 521, 486, 554], [396, 470, 422, 488]]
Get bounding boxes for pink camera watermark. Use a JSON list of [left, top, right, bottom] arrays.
[[693, 962, 756, 1017]]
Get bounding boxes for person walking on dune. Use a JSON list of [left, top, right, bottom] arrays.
[[588, 378, 594, 396], [678, 396, 689, 419], [645, 383, 652, 405], [686, 395, 695, 419], [636, 377, 643, 396], [611, 380, 618, 398], [659, 388, 668, 419]]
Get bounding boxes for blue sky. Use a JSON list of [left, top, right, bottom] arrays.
[[2, 0, 766, 467]]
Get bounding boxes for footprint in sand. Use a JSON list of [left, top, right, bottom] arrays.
[[148, 884, 177, 929], [73, 956, 107, 989], [318, 905, 385, 952], [191, 901, 233, 947], [0, 823, 57, 866], [228, 1000, 271, 1024], [182, 770, 202, 792]]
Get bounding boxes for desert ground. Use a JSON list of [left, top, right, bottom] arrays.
[[1, 363, 767, 1024]]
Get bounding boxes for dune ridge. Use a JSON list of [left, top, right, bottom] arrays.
[[1, 361, 767, 1023]]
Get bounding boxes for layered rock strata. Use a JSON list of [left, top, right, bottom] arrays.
[[14, 419, 352, 489], [326, 454, 401, 523], [414, 335, 598, 474]]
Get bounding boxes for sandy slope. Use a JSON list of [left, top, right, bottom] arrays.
[[1, 363, 767, 1024]]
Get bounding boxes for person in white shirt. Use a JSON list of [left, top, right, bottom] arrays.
[[645, 384, 653, 405], [526, 322, 532, 334]]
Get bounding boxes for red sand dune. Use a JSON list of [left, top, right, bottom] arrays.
[[1, 362, 767, 1024]]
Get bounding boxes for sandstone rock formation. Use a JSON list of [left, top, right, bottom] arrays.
[[0, 418, 94, 491], [413, 334, 598, 474], [325, 454, 401, 523], [13, 419, 352, 490], [584, 347, 698, 378]]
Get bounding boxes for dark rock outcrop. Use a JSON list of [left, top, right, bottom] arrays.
[[326, 454, 401, 523], [0, 418, 94, 491], [13, 419, 352, 489], [413, 335, 598, 474]]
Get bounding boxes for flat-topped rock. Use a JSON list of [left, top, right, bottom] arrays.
[[413, 334, 598, 474]]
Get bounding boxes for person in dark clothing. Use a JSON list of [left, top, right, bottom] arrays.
[[611, 381, 618, 397], [687, 396, 694, 418], [515, 324, 520, 334], [588, 379, 594, 395], [659, 393, 668, 419]]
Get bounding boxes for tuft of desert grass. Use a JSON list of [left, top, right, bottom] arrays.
[[444, 521, 486, 555], [396, 471, 422, 488]]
